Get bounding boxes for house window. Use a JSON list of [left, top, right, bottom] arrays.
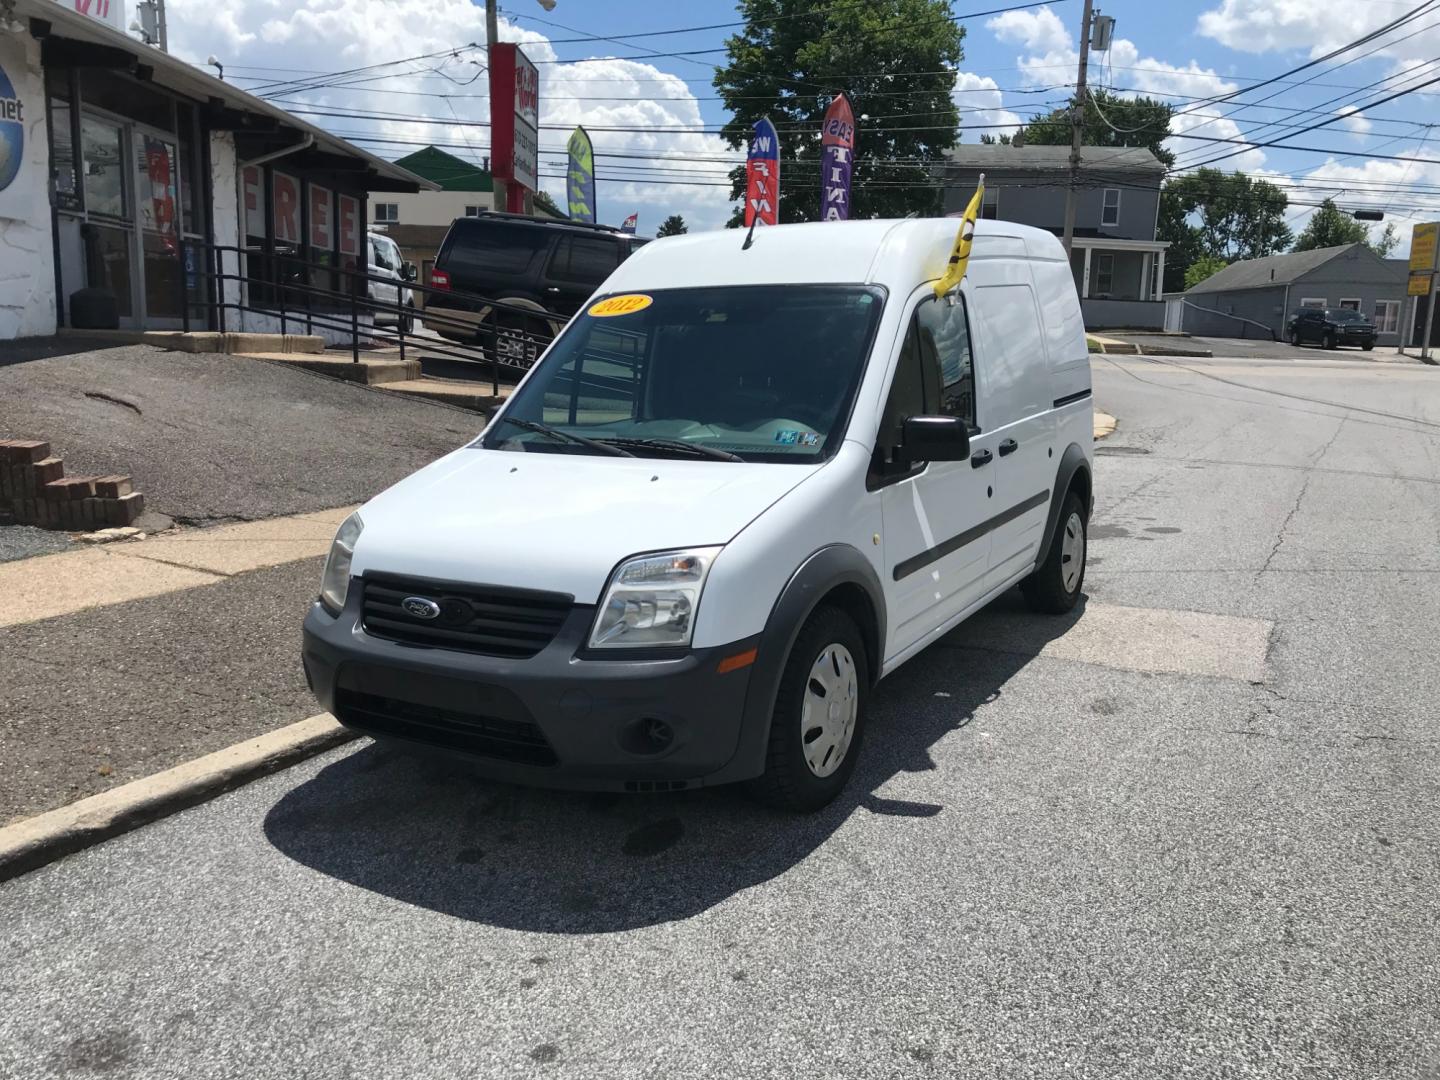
[[1300, 297, 1326, 309], [1338, 298, 1361, 311], [373, 202, 399, 223], [981, 187, 999, 220], [1101, 188, 1120, 228], [1374, 299, 1400, 335], [464, 205, 482, 217], [1094, 253, 1114, 296]]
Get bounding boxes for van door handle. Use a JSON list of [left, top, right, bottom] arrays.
[[544, 286, 561, 294], [998, 438, 1019, 457], [970, 448, 992, 468]]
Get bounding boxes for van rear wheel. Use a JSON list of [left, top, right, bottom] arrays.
[[752, 606, 868, 813], [1022, 491, 1087, 614]]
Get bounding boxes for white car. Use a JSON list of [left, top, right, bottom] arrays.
[[304, 218, 1094, 811], [367, 231, 416, 333]]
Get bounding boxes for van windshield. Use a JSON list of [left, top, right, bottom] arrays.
[[479, 284, 886, 463]]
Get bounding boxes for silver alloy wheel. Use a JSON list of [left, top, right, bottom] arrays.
[[1060, 510, 1085, 594], [801, 643, 859, 778]]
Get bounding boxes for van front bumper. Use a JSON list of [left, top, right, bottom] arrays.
[[301, 600, 761, 792]]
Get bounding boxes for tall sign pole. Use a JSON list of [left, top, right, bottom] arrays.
[[486, 0, 506, 214], [1061, 0, 1094, 262]]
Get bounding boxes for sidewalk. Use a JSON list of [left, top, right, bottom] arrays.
[[0, 505, 354, 826]]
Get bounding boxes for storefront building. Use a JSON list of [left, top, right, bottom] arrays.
[[0, 0, 434, 342]]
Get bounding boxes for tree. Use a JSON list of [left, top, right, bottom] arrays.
[[1293, 198, 1370, 252], [1014, 89, 1176, 167], [533, 189, 566, 218], [714, 0, 964, 223], [657, 214, 688, 237], [1184, 255, 1229, 290], [1158, 168, 1292, 290], [1370, 221, 1399, 257]]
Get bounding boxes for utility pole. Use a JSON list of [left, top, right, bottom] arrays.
[[156, 0, 167, 51], [1061, 0, 1094, 262], [486, 0, 506, 214]]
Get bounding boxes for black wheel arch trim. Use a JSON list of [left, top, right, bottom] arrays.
[[702, 544, 886, 786], [1034, 442, 1092, 572]]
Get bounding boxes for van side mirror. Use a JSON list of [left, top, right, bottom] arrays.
[[899, 415, 970, 463], [402, 261, 418, 281]]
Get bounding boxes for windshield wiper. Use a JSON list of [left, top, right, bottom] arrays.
[[600, 437, 745, 463], [497, 416, 634, 457]]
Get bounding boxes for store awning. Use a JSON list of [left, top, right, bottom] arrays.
[[18, 0, 439, 194]]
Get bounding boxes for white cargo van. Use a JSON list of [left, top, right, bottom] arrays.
[[303, 219, 1093, 811]]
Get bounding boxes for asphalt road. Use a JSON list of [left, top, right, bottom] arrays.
[[0, 342, 478, 524], [3, 351, 1440, 1078]]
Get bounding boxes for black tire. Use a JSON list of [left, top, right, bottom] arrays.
[[1362, 342, 1374, 352], [752, 606, 868, 813], [399, 303, 415, 335], [1289, 329, 1300, 347], [1323, 331, 1337, 350], [1022, 490, 1088, 614]]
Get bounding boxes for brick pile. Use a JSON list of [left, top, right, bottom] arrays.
[[0, 440, 145, 531]]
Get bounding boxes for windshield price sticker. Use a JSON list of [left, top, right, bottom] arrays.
[[589, 294, 653, 318]]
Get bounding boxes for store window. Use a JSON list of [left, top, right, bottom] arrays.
[[80, 68, 174, 132], [81, 116, 126, 219], [47, 70, 81, 213]]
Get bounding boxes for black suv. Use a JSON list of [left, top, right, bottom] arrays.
[[426, 212, 646, 351], [1286, 307, 1377, 351]]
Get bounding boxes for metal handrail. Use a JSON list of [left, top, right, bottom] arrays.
[[174, 239, 567, 395]]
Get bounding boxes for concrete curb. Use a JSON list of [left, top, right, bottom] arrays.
[[0, 714, 357, 883]]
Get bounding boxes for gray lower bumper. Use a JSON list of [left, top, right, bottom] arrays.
[[301, 596, 762, 792]]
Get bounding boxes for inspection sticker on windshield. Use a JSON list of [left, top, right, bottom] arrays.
[[588, 294, 653, 318]]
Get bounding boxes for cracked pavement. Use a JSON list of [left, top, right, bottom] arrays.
[[2, 352, 1440, 1078]]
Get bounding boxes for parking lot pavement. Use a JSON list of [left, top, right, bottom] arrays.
[[2, 353, 1439, 1078], [1106, 332, 1416, 363], [0, 342, 478, 524]]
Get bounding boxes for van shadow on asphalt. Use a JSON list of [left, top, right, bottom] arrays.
[[263, 591, 1087, 934]]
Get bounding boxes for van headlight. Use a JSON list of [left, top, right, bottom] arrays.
[[589, 547, 721, 649], [319, 512, 363, 615]]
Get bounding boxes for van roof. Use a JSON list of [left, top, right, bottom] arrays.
[[601, 218, 1066, 296]]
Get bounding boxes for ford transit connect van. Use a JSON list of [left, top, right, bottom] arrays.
[[302, 219, 1093, 811]]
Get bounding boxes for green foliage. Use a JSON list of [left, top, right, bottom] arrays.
[[1014, 89, 1175, 167], [1184, 255, 1229, 290], [533, 189, 565, 218], [1370, 221, 1400, 257], [1159, 168, 1292, 290], [714, 0, 964, 223], [657, 214, 688, 237], [978, 133, 1012, 145], [1292, 199, 1371, 252]]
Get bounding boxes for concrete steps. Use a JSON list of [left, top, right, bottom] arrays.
[[378, 380, 512, 412], [240, 353, 421, 385], [60, 329, 325, 354]]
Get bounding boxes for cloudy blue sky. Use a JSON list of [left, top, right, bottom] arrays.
[[163, 0, 1440, 251]]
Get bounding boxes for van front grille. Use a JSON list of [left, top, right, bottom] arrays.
[[335, 689, 558, 766], [360, 573, 572, 658]]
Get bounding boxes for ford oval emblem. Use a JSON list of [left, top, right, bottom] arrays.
[[402, 596, 441, 620]]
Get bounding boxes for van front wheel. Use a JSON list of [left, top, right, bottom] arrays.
[[1022, 491, 1087, 614], [753, 606, 868, 813]]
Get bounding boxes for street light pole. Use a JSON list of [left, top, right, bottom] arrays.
[[486, 0, 506, 215], [1061, 0, 1094, 262]]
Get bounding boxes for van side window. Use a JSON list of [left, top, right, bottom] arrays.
[[916, 294, 976, 429]]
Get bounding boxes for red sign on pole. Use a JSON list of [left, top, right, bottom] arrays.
[[489, 43, 540, 213]]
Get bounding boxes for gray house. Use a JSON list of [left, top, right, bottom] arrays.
[[943, 145, 1170, 329], [1170, 244, 1409, 344]]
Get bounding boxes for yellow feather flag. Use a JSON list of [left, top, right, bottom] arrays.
[[933, 174, 985, 298]]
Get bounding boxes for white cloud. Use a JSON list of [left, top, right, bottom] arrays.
[[1336, 105, 1373, 138], [987, 6, 1073, 56], [163, 0, 737, 231], [952, 71, 1023, 140], [1198, 0, 1440, 69], [986, 13, 1267, 170]]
